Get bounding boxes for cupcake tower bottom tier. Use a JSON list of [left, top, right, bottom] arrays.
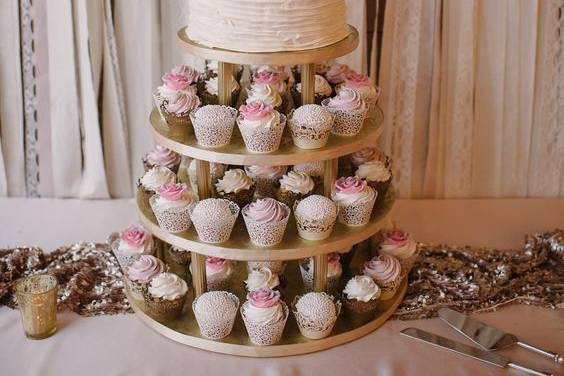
[[125, 256, 407, 357]]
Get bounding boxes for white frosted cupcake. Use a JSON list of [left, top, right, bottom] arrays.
[[293, 162, 324, 194], [275, 171, 315, 208], [237, 101, 286, 153], [355, 160, 392, 207], [244, 165, 287, 198], [322, 87, 368, 136], [110, 225, 155, 269], [363, 254, 402, 300], [331, 176, 377, 226], [378, 229, 418, 277], [187, 159, 226, 193], [341, 275, 381, 326], [215, 169, 255, 208], [204, 257, 234, 291], [241, 288, 288, 346], [251, 70, 287, 94], [246, 83, 283, 109], [288, 105, 333, 149], [201, 75, 240, 107], [300, 253, 342, 295], [294, 195, 338, 240], [292, 292, 341, 339], [190, 105, 237, 148], [242, 198, 290, 246], [149, 183, 197, 233], [191, 198, 240, 243], [125, 255, 165, 301], [139, 166, 176, 194], [293, 74, 333, 106], [144, 272, 188, 320], [193, 291, 239, 339], [244, 267, 280, 292]]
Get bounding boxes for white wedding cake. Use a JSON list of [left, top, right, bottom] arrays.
[[187, 0, 349, 52]]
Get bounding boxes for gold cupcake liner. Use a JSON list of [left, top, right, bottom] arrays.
[[144, 294, 186, 321], [216, 185, 256, 209], [341, 294, 379, 327]]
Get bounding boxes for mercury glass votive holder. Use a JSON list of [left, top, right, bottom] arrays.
[[15, 275, 58, 339]]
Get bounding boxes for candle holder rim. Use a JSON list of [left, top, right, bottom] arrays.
[[15, 274, 58, 296]]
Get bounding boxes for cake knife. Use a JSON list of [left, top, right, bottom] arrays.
[[438, 308, 563, 364], [400, 328, 553, 376]]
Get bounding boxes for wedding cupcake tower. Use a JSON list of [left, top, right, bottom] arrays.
[[128, 24, 407, 357]]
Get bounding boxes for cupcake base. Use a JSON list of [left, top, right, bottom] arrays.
[[275, 188, 307, 209], [342, 294, 379, 327], [168, 247, 192, 265], [297, 227, 334, 241], [368, 178, 391, 209], [216, 186, 255, 209], [144, 294, 185, 321]]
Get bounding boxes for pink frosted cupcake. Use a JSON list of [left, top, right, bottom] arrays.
[[355, 160, 392, 207], [241, 288, 288, 346], [325, 63, 350, 87], [252, 70, 287, 94], [322, 87, 368, 136], [237, 101, 286, 153], [155, 67, 201, 127], [300, 252, 342, 295], [244, 165, 287, 198], [142, 145, 182, 174], [331, 177, 377, 226], [350, 147, 387, 168], [363, 254, 402, 300], [293, 74, 333, 106], [379, 229, 418, 277], [149, 183, 197, 233], [205, 257, 234, 291], [215, 169, 256, 208], [125, 255, 165, 301], [111, 225, 155, 269], [275, 171, 315, 208], [339, 72, 380, 106], [242, 198, 290, 246]]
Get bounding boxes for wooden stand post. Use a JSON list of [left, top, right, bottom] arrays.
[[218, 62, 234, 106], [300, 63, 315, 105]]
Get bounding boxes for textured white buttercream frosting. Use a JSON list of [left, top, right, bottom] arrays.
[[187, 0, 349, 52]]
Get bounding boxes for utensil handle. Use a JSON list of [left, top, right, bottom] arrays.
[[508, 362, 553, 376], [517, 341, 564, 364]]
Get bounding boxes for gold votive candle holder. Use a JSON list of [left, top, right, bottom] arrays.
[[15, 274, 58, 339]]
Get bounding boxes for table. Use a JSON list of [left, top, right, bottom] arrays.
[[1, 198, 563, 376]]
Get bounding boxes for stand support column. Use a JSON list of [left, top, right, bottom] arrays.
[[300, 63, 315, 105], [218, 62, 234, 106]]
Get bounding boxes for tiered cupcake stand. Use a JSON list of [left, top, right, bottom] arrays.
[[128, 25, 406, 357]]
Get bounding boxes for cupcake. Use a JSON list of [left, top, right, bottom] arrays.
[[242, 198, 290, 246], [378, 229, 418, 277], [142, 145, 181, 174], [252, 70, 287, 94], [111, 225, 155, 269], [215, 169, 255, 208], [144, 272, 188, 320], [355, 160, 392, 207], [241, 288, 288, 346], [291, 62, 330, 84], [247, 261, 286, 275], [331, 177, 377, 226], [363, 254, 402, 300], [294, 195, 338, 241], [246, 84, 283, 110], [325, 63, 350, 87], [275, 171, 315, 208], [288, 104, 333, 149], [244, 267, 280, 292], [154, 66, 201, 127], [200, 75, 240, 107], [193, 291, 239, 339], [341, 275, 381, 326], [168, 245, 191, 265], [149, 183, 197, 233], [189, 105, 237, 148], [350, 147, 387, 168], [187, 159, 226, 194], [191, 198, 240, 243], [339, 72, 380, 106], [237, 101, 286, 153], [139, 166, 176, 194], [244, 165, 287, 198], [292, 74, 333, 106], [293, 162, 324, 194], [322, 87, 368, 136], [204, 60, 243, 82], [125, 255, 165, 301], [300, 253, 342, 295], [204, 257, 234, 291], [292, 292, 341, 339]]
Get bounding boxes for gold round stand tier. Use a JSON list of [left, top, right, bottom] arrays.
[[137, 187, 395, 261], [150, 106, 383, 165], [178, 25, 359, 65]]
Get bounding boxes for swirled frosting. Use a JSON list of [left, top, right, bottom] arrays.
[[379, 229, 417, 260], [363, 254, 401, 285], [244, 288, 283, 324], [246, 84, 283, 108], [296, 75, 332, 96], [324, 87, 366, 111], [140, 166, 176, 192], [325, 63, 350, 84], [341, 72, 379, 104], [215, 169, 253, 194], [166, 65, 199, 85], [244, 198, 287, 223], [279, 171, 314, 194], [127, 255, 164, 283], [153, 183, 195, 211], [144, 145, 181, 169], [343, 275, 380, 302], [350, 147, 385, 167], [118, 225, 154, 255], [239, 101, 281, 129], [164, 91, 200, 115], [245, 165, 287, 179], [332, 176, 376, 206], [205, 257, 233, 277], [156, 80, 197, 103], [355, 161, 391, 183], [252, 71, 286, 93], [204, 76, 240, 95], [148, 272, 188, 300], [245, 267, 280, 291]]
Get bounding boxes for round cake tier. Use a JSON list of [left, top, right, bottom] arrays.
[[149, 106, 383, 165], [177, 25, 358, 65], [125, 259, 407, 357], [137, 187, 395, 261]]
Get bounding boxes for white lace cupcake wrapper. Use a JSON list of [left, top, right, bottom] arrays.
[[237, 114, 286, 153], [336, 192, 376, 227], [193, 292, 239, 340], [189, 106, 237, 148], [291, 295, 341, 340], [295, 216, 337, 241], [190, 200, 240, 243], [241, 301, 289, 346], [288, 111, 333, 150], [149, 196, 194, 233], [321, 100, 369, 137], [242, 204, 290, 246]]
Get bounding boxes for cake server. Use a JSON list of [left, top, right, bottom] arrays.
[[438, 308, 563, 364], [401, 328, 553, 376]]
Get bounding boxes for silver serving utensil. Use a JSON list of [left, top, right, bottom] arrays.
[[438, 308, 563, 364], [401, 328, 553, 376]]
